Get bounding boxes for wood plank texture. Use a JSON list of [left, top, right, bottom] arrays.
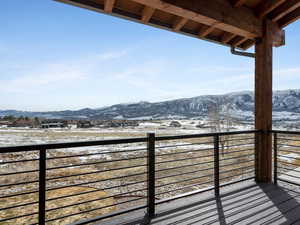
[[141, 6, 155, 23], [278, 7, 300, 27], [54, 0, 300, 49], [255, 0, 287, 19], [98, 182, 300, 225], [198, 25, 215, 38], [269, 0, 300, 22], [232, 36, 248, 46], [241, 39, 255, 49], [232, 0, 248, 8], [221, 32, 236, 43], [172, 17, 188, 31], [255, 20, 273, 183], [104, 0, 116, 13], [136, 0, 263, 38]]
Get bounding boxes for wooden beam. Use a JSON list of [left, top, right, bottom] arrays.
[[221, 32, 236, 43], [198, 25, 215, 38], [131, 0, 262, 38], [241, 39, 255, 49], [269, 0, 300, 21], [256, 0, 287, 19], [232, 36, 248, 47], [141, 6, 155, 23], [278, 7, 300, 27], [104, 0, 116, 13], [172, 17, 188, 31], [255, 20, 273, 183], [270, 22, 285, 47], [232, 0, 248, 8]]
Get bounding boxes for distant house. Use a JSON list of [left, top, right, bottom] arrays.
[[98, 120, 139, 128], [9, 119, 34, 128], [196, 123, 214, 129], [77, 121, 93, 128], [41, 120, 68, 128], [169, 121, 181, 127], [196, 122, 206, 128], [124, 120, 139, 127], [0, 121, 13, 128]]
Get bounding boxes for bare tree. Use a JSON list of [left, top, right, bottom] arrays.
[[207, 104, 221, 133], [207, 99, 233, 155]]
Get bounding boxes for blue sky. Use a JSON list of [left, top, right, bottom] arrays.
[[1, 0, 300, 111]]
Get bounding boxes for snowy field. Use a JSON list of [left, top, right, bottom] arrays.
[[0, 120, 258, 224], [0, 120, 253, 147], [1, 120, 300, 225]]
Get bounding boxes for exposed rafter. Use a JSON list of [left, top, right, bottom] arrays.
[[172, 17, 188, 31], [141, 6, 155, 23], [232, 37, 248, 47], [104, 0, 116, 13], [278, 7, 300, 27], [55, 0, 295, 50], [255, 0, 287, 19], [232, 0, 248, 8], [220, 32, 236, 43], [230, 36, 244, 46], [134, 0, 262, 38], [198, 25, 215, 38], [269, 0, 300, 22], [241, 39, 255, 49]]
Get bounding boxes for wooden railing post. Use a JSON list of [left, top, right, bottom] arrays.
[[39, 148, 46, 225], [214, 135, 220, 196], [147, 133, 155, 218]]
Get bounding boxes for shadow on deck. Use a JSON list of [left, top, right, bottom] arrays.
[[100, 181, 300, 225]]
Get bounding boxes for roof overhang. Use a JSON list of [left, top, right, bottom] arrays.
[[54, 0, 300, 49]]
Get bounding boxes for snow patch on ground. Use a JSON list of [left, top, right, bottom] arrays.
[[278, 153, 300, 162], [79, 154, 112, 162], [0, 123, 252, 163], [139, 122, 161, 127]]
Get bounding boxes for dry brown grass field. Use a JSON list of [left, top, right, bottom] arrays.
[[277, 134, 300, 173], [0, 127, 256, 224]]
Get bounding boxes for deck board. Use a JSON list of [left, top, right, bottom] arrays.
[[97, 181, 300, 225]]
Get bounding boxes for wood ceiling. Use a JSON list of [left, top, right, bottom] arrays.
[[55, 0, 300, 50]]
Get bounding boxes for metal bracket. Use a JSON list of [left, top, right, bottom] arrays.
[[231, 46, 255, 58]]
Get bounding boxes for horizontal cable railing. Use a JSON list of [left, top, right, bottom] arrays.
[[0, 130, 258, 225], [272, 130, 300, 186]]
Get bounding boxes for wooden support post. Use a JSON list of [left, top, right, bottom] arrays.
[[255, 19, 273, 183]]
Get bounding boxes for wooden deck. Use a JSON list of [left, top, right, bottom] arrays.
[[99, 181, 300, 225]]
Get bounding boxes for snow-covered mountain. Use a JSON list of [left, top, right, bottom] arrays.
[[2, 89, 300, 121]]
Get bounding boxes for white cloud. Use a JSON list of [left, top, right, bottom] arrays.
[[1, 49, 129, 94], [1, 63, 87, 93], [108, 59, 238, 102], [3, 44, 299, 111], [96, 50, 128, 61], [273, 67, 300, 90], [190, 65, 253, 73], [112, 60, 166, 85], [275, 67, 300, 77]]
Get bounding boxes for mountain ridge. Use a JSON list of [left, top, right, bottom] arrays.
[[2, 89, 300, 121]]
